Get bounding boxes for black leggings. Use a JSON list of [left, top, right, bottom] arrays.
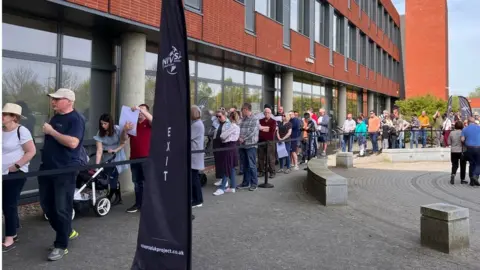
[[451, 152, 467, 180]]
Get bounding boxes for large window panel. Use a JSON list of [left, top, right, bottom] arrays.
[[359, 32, 367, 66], [224, 85, 244, 110], [145, 75, 156, 109], [314, 1, 321, 43], [293, 81, 302, 93], [63, 34, 92, 61], [2, 21, 57, 56], [61, 65, 91, 133], [349, 23, 357, 61], [224, 68, 244, 84], [320, 1, 329, 46], [255, 0, 269, 15], [334, 14, 345, 54], [197, 81, 222, 111], [185, 0, 201, 10], [312, 84, 321, 95], [293, 92, 303, 113], [302, 82, 312, 94], [2, 58, 56, 139], [245, 87, 262, 113], [290, 0, 299, 31], [245, 72, 262, 86], [347, 91, 358, 116], [145, 52, 158, 71], [302, 94, 312, 111], [298, 0, 310, 36], [198, 62, 222, 80]]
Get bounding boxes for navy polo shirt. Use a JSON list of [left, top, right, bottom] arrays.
[[41, 110, 85, 169], [461, 124, 480, 147]]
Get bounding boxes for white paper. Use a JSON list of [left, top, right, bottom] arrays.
[[119, 105, 140, 136], [276, 142, 289, 158]]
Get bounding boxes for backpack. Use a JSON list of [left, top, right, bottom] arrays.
[[17, 125, 36, 145]]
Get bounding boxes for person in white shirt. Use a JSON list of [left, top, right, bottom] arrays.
[[2, 103, 36, 252], [442, 113, 452, 147], [341, 113, 356, 152]]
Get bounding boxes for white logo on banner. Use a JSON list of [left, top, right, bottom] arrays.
[[162, 46, 182, 75]]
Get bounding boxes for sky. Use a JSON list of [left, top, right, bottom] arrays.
[[392, 0, 480, 97]]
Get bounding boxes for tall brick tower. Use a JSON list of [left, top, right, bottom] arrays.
[[405, 0, 449, 100]]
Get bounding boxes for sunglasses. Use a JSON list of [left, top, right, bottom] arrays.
[[216, 115, 223, 118]]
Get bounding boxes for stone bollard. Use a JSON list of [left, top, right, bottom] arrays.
[[420, 203, 470, 253], [336, 152, 353, 168]]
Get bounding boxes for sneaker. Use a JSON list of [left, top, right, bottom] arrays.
[[192, 203, 203, 208], [284, 169, 291, 174], [126, 205, 139, 213], [293, 165, 299, 171], [277, 169, 284, 173], [213, 189, 224, 196], [225, 188, 236, 193], [48, 248, 68, 261], [236, 185, 250, 190], [69, 230, 79, 240], [214, 180, 228, 188], [2, 243, 16, 253], [249, 185, 257, 191]]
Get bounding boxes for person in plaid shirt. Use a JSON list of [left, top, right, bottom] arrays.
[[237, 103, 260, 191]]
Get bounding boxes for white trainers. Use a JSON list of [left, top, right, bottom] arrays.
[[225, 188, 236, 193], [214, 180, 228, 188], [293, 165, 299, 171], [213, 189, 225, 196]]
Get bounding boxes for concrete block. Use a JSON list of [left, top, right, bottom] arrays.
[[306, 159, 348, 206], [420, 203, 470, 253], [382, 148, 450, 163], [336, 152, 353, 168]]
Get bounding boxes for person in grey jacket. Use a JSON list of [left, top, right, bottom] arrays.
[[191, 105, 205, 208], [317, 108, 330, 156], [448, 121, 467, 185]]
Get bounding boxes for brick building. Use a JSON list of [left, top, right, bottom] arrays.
[[3, 0, 403, 194]]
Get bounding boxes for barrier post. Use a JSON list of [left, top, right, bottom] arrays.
[[259, 142, 274, 188]]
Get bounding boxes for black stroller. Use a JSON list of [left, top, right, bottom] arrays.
[[43, 151, 120, 220]]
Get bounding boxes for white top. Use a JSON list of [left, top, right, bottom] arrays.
[[443, 118, 452, 131], [2, 126, 33, 175], [342, 119, 357, 133]]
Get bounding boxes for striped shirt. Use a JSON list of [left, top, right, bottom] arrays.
[[240, 114, 259, 148]]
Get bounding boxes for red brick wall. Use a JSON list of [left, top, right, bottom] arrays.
[[405, 0, 449, 100], [66, 0, 400, 97], [469, 98, 480, 109]]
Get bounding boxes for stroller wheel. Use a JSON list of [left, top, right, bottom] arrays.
[[44, 209, 75, 221], [94, 197, 111, 217], [200, 173, 207, 187]]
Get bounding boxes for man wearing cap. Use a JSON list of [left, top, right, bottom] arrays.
[[39, 88, 85, 261]]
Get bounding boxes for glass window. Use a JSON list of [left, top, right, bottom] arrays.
[[334, 14, 345, 54], [145, 75, 156, 109], [61, 65, 91, 133], [302, 82, 312, 94], [274, 90, 282, 113], [369, 40, 375, 70], [293, 92, 302, 113], [2, 58, 56, 140], [255, 0, 268, 16], [145, 52, 158, 71], [312, 84, 321, 95], [347, 90, 358, 116], [290, 0, 298, 31], [185, 0, 201, 10], [302, 94, 312, 111], [2, 22, 57, 56], [197, 81, 222, 111], [63, 35, 92, 61], [189, 60, 196, 76], [197, 62, 222, 80], [245, 72, 262, 86], [332, 13, 337, 52], [312, 96, 321, 112], [190, 79, 196, 106], [314, 1, 320, 43], [224, 68, 244, 84], [293, 81, 302, 92], [298, 0, 310, 36], [245, 87, 262, 113], [320, 1, 329, 46], [224, 85, 244, 110], [359, 32, 367, 66], [349, 24, 357, 61]]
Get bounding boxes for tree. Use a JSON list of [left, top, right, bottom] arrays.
[[394, 94, 453, 122], [468, 86, 480, 98]]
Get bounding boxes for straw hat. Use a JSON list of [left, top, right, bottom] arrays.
[[2, 103, 26, 119]]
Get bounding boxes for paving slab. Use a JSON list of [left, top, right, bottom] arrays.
[[3, 161, 480, 270]]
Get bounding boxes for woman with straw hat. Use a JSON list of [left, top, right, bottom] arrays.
[[2, 103, 36, 252]]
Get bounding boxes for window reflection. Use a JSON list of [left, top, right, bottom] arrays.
[[197, 81, 222, 111], [302, 94, 312, 111], [224, 85, 244, 110], [312, 84, 321, 95], [145, 52, 158, 71], [2, 23, 57, 56], [145, 75, 156, 109], [63, 35, 92, 61], [189, 60, 196, 76], [198, 62, 222, 80], [245, 87, 262, 113], [293, 81, 302, 92], [2, 58, 56, 140], [224, 68, 244, 84], [302, 82, 312, 94], [347, 90, 359, 116], [245, 72, 262, 86], [290, 0, 298, 31], [61, 65, 91, 133], [293, 92, 302, 112]]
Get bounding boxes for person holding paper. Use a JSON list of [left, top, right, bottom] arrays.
[[276, 114, 292, 174], [121, 104, 153, 213]]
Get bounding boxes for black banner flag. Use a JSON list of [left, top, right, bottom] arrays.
[[131, 0, 192, 269], [458, 96, 473, 120]]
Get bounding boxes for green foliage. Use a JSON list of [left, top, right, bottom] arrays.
[[468, 86, 480, 98], [394, 94, 451, 122]]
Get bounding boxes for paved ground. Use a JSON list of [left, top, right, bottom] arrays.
[[4, 157, 480, 269]]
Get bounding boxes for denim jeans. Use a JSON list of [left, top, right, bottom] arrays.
[[370, 132, 379, 153], [238, 149, 244, 174], [105, 167, 119, 189], [131, 162, 145, 208], [410, 130, 419, 149], [398, 131, 405, 149], [342, 134, 354, 152], [191, 169, 203, 206], [220, 167, 236, 190], [3, 172, 27, 237], [38, 169, 77, 249], [240, 147, 258, 187], [279, 142, 291, 169], [420, 129, 427, 147], [466, 147, 480, 177]]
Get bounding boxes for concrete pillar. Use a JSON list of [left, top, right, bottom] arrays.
[[281, 71, 293, 113], [338, 85, 347, 124], [263, 73, 275, 110], [385, 96, 392, 113], [118, 32, 146, 193], [367, 91, 375, 113], [89, 35, 114, 138]]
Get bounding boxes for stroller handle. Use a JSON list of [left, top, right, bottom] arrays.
[[89, 150, 117, 163]]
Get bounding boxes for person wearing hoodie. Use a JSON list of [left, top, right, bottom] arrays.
[[355, 116, 367, 157]]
